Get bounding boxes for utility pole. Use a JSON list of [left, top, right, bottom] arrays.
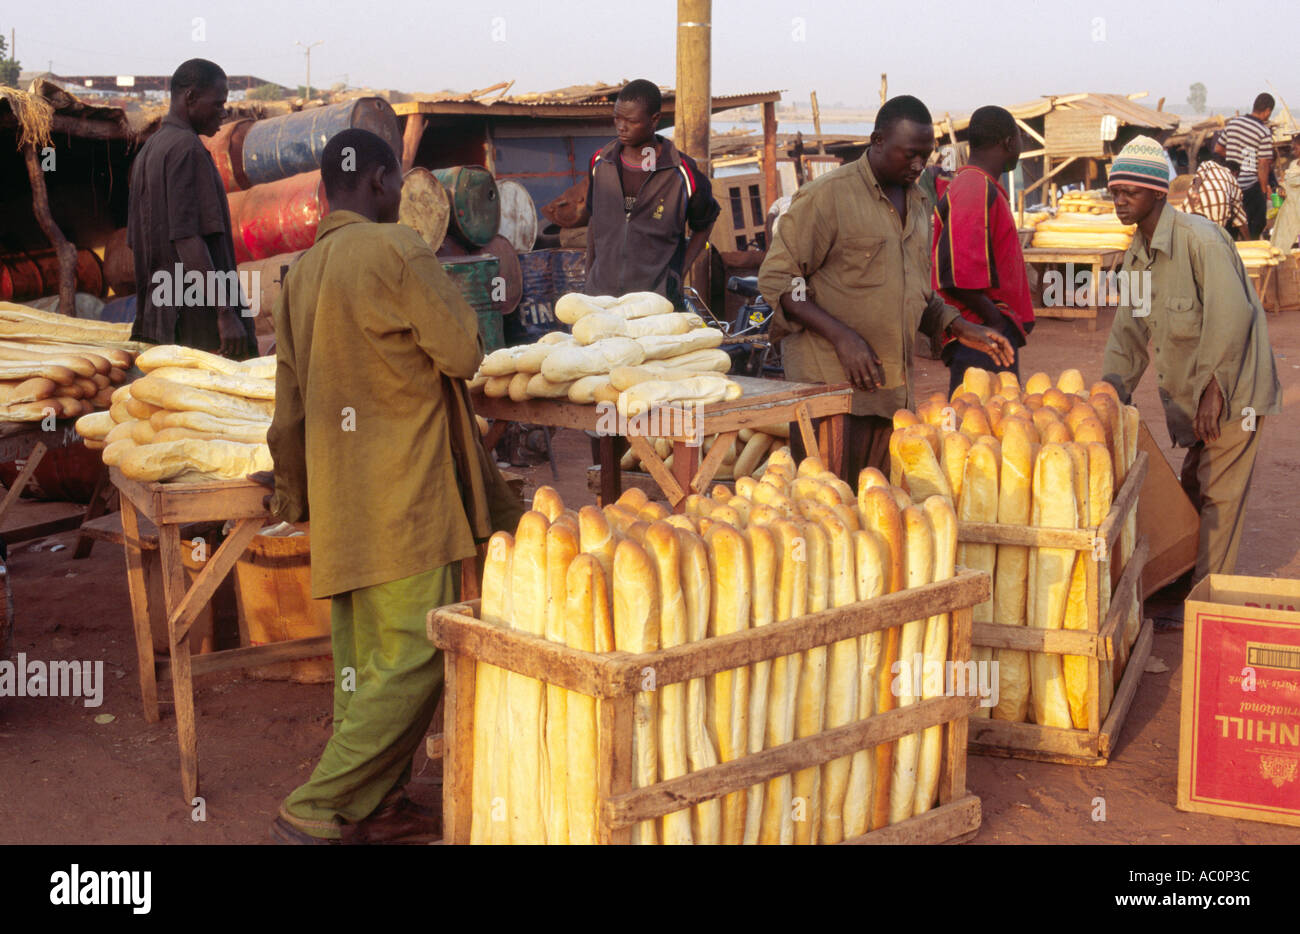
[[675, 0, 710, 292], [295, 39, 323, 101]]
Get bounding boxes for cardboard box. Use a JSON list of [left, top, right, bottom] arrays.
[[1178, 575, 1300, 827], [1136, 420, 1200, 597]]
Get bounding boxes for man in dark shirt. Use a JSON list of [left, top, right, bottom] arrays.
[[127, 58, 256, 358], [583, 79, 719, 307]]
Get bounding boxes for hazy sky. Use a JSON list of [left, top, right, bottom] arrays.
[[8, 0, 1287, 115]]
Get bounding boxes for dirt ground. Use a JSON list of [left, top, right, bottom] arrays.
[[2, 306, 1299, 845]]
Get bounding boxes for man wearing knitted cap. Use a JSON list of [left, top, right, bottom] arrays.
[[1101, 135, 1281, 587]]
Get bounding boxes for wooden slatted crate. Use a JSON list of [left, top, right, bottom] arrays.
[[963, 450, 1152, 765], [428, 568, 990, 844]]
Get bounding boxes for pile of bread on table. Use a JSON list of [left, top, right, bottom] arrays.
[[890, 366, 1142, 731], [1235, 239, 1287, 270], [469, 291, 741, 415], [75, 345, 274, 483], [1030, 190, 1135, 252], [470, 447, 964, 845], [0, 302, 137, 421]]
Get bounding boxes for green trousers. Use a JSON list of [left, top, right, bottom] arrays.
[[279, 565, 452, 839], [1180, 417, 1264, 583]]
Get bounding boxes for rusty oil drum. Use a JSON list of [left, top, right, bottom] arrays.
[[398, 167, 451, 253], [432, 165, 500, 248], [241, 98, 402, 187], [0, 249, 103, 300], [201, 118, 254, 192], [227, 171, 329, 263]]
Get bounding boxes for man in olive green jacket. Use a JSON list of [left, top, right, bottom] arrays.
[[263, 129, 522, 844], [1102, 136, 1281, 585]]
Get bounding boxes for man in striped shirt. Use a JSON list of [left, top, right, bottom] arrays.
[[1183, 151, 1249, 239], [1216, 94, 1276, 238]]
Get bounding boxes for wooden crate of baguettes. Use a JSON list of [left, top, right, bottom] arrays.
[[429, 449, 990, 844], [891, 366, 1150, 766]]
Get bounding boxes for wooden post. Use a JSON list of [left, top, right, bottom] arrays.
[[762, 100, 779, 209], [880, 74, 888, 106], [119, 499, 160, 723], [810, 91, 824, 155], [401, 113, 426, 171], [675, 0, 711, 293], [22, 142, 77, 317]]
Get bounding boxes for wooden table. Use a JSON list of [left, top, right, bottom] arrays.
[[111, 468, 331, 802], [473, 376, 853, 508], [1022, 247, 1126, 331], [0, 420, 91, 540]]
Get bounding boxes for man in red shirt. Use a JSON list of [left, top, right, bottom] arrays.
[[932, 105, 1035, 394]]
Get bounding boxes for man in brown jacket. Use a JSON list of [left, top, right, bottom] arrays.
[[262, 129, 522, 844], [758, 95, 1013, 481]]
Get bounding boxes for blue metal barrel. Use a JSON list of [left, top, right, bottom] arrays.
[[241, 98, 402, 187]]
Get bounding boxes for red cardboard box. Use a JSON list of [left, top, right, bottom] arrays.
[[1178, 575, 1300, 826]]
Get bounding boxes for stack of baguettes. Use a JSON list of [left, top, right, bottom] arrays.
[[890, 366, 1142, 731], [74, 344, 274, 484], [618, 425, 791, 480], [1030, 207, 1135, 252], [468, 291, 742, 412], [0, 302, 138, 421], [470, 448, 962, 844]]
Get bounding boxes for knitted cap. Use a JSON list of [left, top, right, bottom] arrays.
[[1107, 135, 1170, 193]]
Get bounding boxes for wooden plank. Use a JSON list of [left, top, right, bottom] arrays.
[[602, 694, 977, 827], [626, 434, 685, 505], [670, 442, 700, 504], [442, 651, 477, 845], [959, 520, 1093, 550], [972, 621, 1098, 656], [431, 570, 989, 697], [967, 716, 1101, 762], [844, 794, 981, 845], [0, 441, 46, 525], [596, 695, 635, 844], [1097, 536, 1149, 661], [471, 394, 601, 431], [1098, 619, 1153, 759], [941, 604, 973, 805], [169, 518, 259, 644], [824, 414, 845, 476], [119, 499, 159, 723], [429, 602, 629, 697], [1097, 451, 1148, 550], [690, 430, 736, 493], [157, 635, 332, 680], [596, 436, 622, 506], [796, 403, 818, 457], [157, 523, 200, 802]]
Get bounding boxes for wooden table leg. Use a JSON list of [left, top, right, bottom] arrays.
[[597, 436, 623, 506], [1088, 261, 1101, 331], [73, 463, 112, 559], [442, 650, 476, 844], [158, 523, 199, 803], [482, 419, 509, 456], [0, 440, 46, 526], [795, 403, 819, 461], [119, 498, 159, 723], [820, 414, 846, 477], [689, 430, 737, 494], [670, 443, 700, 508]]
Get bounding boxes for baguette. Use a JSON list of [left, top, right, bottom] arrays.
[[578, 506, 619, 643], [135, 343, 243, 377], [941, 432, 972, 510], [472, 532, 513, 844], [74, 409, 116, 441], [613, 538, 662, 845], [675, 526, 722, 843], [512, 342, 557, 374], [145, 365, 276, 401], [567, 374, 612, 404], [117, 438, 271, 482], [102, 437, 137, 466], [656, 347, 733, 373], [480, 345, 529, 377], [991, 419, 1033, 723], [542, 523, 579, 845], [524, 373, 575, 399], [841, 528, 888, 839], [817, 512, 860, 843], [762, 519, 810, 844], [482, 374, 512, 398], [742, 524, 779, 844], [562, 555, 607, 844], [572, 310, 628, 344], [504, 513, 549, 843], [960, 442, 1000, 718], [914, 496, 956, 815], [617, 375, 741, 419], [131, 375, 274, 422], [0, 362, 76, 386], [613, 291, 674, 319], [706, 524, 752, 844], [1088, 442, 1115, 717], [1121, 406, 1140, 659], [554, 292, 608, 324], [541, 337, 646, 382], [888, 504, 934, 826], [635, 328, 725, 361], [626, 312, 701, 338], [1028, 444, 1077, 729]]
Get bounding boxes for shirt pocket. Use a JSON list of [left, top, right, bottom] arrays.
[[832, 235, 889, 289], [1164, 296, 1201, 342]]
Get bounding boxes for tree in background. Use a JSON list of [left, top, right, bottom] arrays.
[[1188, 82, 1207, 115], [0, 34, 21, 88], [248, 83, 284, 101]]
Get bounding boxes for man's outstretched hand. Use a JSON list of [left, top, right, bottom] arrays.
[[949, 318, 1016, 368], [218, 309, 254, 360]]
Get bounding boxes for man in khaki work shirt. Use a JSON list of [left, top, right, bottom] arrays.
[[1102, 135, 1281, 589], [758, 95, 1013, 482], [259, 129, 523, 844]]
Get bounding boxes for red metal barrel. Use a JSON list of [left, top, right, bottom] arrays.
[[481, 234, 522, 314], [227, 172, 330, 263], [0, 256, 44, 301], [202, 118, 254, 192], [241, 98, 402, 187], [27, 248, 105, 298]]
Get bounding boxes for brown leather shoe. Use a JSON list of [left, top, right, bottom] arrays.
[[341, 796, 441, 845], [270, 816, 340, 845]]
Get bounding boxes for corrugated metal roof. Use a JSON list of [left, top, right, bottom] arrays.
[[392, 82, 783, 118], [943, 93, 1180, 135]]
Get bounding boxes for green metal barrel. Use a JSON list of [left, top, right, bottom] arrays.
[[432, 166, 501, 248], [442, 255, 503, 351]]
